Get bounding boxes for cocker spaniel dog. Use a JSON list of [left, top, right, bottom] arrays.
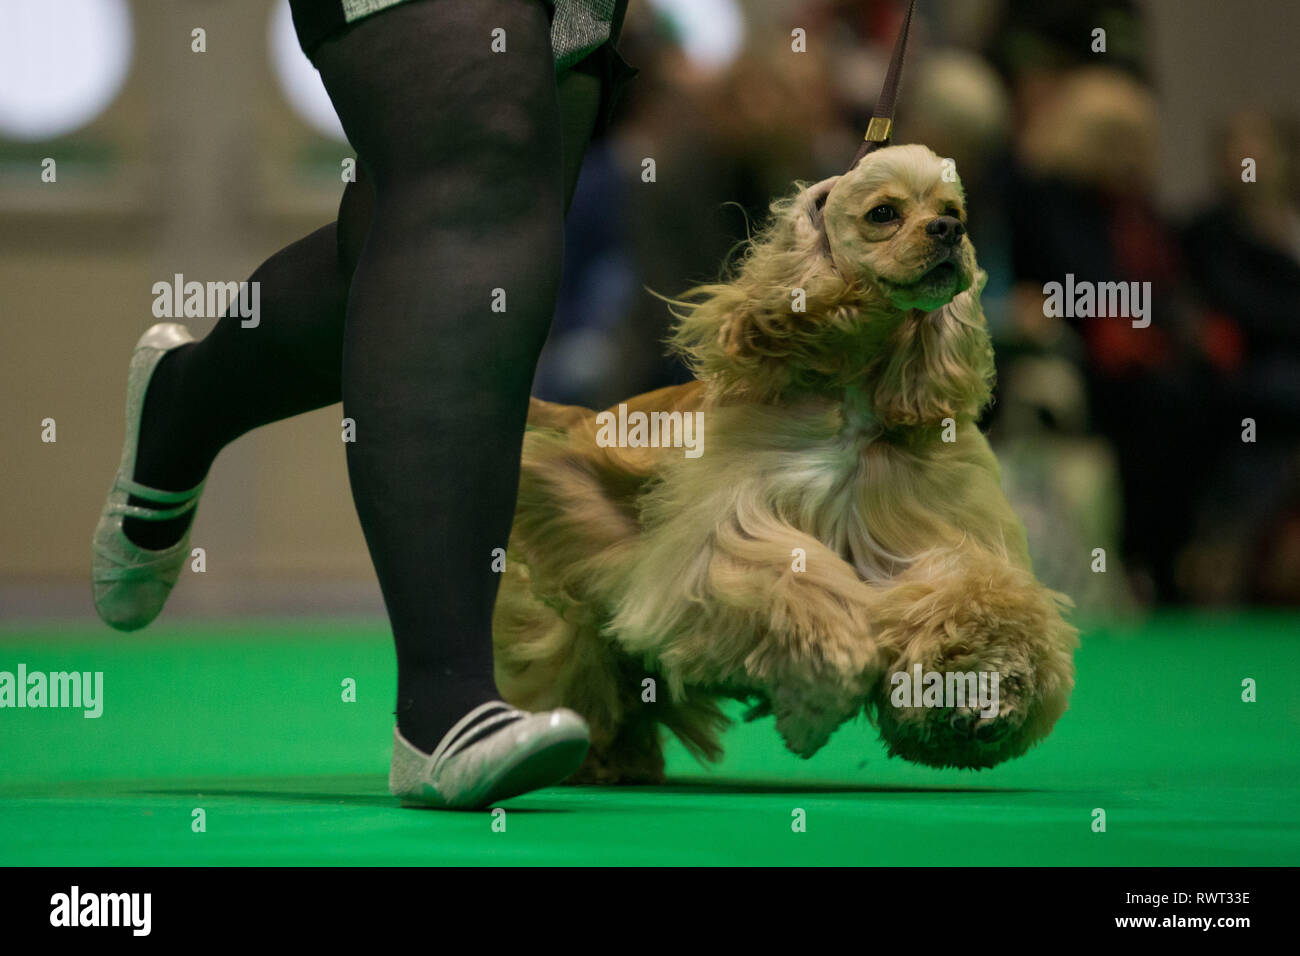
[[492, 143, 1078, 782]]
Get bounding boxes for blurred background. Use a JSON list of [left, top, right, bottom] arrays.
[[2, 0, 1299, 626]]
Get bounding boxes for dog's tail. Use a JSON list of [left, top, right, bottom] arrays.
[[527, 396, 596, 433]]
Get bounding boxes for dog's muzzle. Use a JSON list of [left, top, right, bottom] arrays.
[[925, 215, 965, 246]]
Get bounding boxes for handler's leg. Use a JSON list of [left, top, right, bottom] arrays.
[[121, 223, 349, 550], [313, 0, 567, 753], [124, 32, 626, 552]]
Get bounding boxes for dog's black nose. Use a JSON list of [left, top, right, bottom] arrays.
[[926, 216, 965, 246]]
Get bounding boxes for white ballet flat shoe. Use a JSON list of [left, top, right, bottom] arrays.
[[389, 701, 590, 810], [92, 323, 204, 632]]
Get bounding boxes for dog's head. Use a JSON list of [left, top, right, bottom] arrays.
[[668, 144, 994, 426], [822, 143, 978, 311]]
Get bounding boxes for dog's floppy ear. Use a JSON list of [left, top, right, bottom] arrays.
[[667, 174, 860, 401], [802, 176, 839, 237], [717, 176, 844, 364], [870, 266, 996, 426]]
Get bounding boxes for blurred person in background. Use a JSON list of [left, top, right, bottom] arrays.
[[1182, 113, 1300, 604], [1005, 62, 1235, 605]]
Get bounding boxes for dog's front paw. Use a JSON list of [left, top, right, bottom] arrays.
[[874, 659, 1036, 769], [868, 570, 1077, 769]]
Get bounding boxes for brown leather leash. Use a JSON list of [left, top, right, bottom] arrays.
[[849, 0, 918, 169]]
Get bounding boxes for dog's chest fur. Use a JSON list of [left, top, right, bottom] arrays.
[[666, 388, 912, 586]]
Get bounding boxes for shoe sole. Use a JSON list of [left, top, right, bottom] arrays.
[[401, 733, 589, 811]]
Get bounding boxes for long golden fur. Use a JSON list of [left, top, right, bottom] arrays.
[[492, 144, 1078, 781]]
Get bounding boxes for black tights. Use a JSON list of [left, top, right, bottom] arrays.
[[125, 0, 611, 752]]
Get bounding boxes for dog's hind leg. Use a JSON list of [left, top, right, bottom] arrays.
[[571, 678, 733, 784], [494, 563, 660, 781], [569, 705, 666, 784]]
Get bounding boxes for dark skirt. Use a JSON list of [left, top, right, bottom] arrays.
[[286, 0, 633, 133], [288, 0, 615, 68], [289, 1, 440, 59]]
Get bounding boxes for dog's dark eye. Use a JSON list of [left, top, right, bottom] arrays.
[[866, 204, 898, 223]]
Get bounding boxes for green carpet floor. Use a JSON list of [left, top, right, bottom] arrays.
[[1, 613, 1296, 865]]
